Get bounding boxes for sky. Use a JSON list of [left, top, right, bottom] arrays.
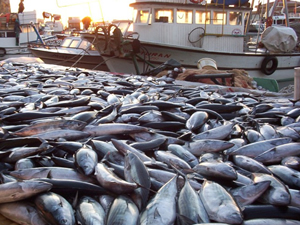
[[9, 0, 134, 26]]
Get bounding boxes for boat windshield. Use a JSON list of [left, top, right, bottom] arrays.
[[61, 38, 72, 47], [78, 40, 91, 50]]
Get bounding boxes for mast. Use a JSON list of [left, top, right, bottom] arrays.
[[0, 0, 11, 14]]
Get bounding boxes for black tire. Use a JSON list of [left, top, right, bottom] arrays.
[[261, 56, 278, 75], [0, 48, 6, 57]]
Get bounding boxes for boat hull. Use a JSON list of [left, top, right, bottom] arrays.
[[30, 48, 109, 71], [97, 40, 300, 88]]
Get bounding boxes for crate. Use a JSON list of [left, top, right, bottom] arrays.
[[18, 11, 37, 24]]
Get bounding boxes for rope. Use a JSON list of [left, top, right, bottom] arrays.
[[92, 55, 118, 70], [69, 37, 96, 69], [278, 84, 294, 94]]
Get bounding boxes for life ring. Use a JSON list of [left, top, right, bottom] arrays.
[[0, 48, 6, 57], [261, 56, 278, 75]]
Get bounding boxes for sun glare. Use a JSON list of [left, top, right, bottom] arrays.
[[10, 0, 133, 26]]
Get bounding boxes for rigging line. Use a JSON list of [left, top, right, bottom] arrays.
[[69, 37, 97, 68], [98, 0, 106, 24], [92, 55, 119, 70]]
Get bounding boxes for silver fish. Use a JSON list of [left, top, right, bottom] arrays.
[[75, 145, 98, 176], [168, 144, 199, 168], [0, 180, 52, 203], [242, 218, 300, 225], [232, 155, 272, 174], [106, 195, 139, 225], [10, 167, 97, 184], [199, 180, 243, 224], [229, 181, 271, 208], [124, 152, 151, 210], [140, 174, 178, 225], [289, 189, 300, 208], [94, 162, 137, 194], [154, 150, 191, 170], [268, 165, 300, 189], [192, 122, 235, 140], [84, 123, 149, 137], [187, 139, 234, 157], [229, 137, 292, 158], [0, 201, 49, 225], [193, 161, 237, 181], [255, 142, 300, 164], [35, 192, 75, 225], [177, 175, 210, 223], [186, 111, 209, 132], [76, 196, 105, 225], [252, 173, 291, 206]]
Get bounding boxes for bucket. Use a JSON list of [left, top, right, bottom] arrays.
[[197, 58, 218, 70]]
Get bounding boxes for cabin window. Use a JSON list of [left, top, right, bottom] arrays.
[[61, 38, 72, 47], [213, 11, 226, 25], [135, 9, 150, 24], [195, 11, 210, 24], [69, 40, 80, 48], [6, 32, 15, 37], [229, 12, 242, 25], [275, 19, 285, 25], [177, 9, 193, 24], [78, 40, 90, 50], [154, 9, 173, 23]]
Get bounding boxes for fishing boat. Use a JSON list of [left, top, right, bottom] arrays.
[[0, 10, 57, 59], [30, 35, 109, 71], [81, 0, 300, 89]]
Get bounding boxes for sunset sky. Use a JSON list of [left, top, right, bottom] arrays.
[[10, 0, 134, 25]]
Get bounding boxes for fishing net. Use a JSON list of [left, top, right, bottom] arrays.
[[156, 68, 254, 89]]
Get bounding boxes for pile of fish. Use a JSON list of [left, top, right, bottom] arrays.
[[0, 59, 299, 225]]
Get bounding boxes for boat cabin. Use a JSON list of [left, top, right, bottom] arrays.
[[128, 0, 252, 52], [0, 11, 40, 48], [60, 36, 96, 51], [272, 15, 300, 26]]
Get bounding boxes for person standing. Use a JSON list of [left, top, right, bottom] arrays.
[[18, 0, 24, 13], [14, 17, 22, 45]]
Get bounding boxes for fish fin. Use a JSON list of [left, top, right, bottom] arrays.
[[176, 214, 197, 225], [72, 191, 79, 208], [154, 207, 161, 219], [131, 176, 157, 194], [46, 170, 53, 179], [101, 152, 110, 163], [169, 160, 189, 178]]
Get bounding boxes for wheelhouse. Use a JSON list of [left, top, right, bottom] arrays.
[[129, 0, 252, 52]]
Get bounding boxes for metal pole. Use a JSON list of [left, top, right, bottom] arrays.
[[294, 67, 300, 100], [244, 0, 255, 35], [282, 0, 289, 27]]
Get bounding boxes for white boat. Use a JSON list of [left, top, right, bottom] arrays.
[[81, 0, 300, 89], [30, 35, 109, 71], [0, 11, 57, 59]]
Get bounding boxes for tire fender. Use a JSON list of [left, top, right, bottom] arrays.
[[261, 56, 278, 75]]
